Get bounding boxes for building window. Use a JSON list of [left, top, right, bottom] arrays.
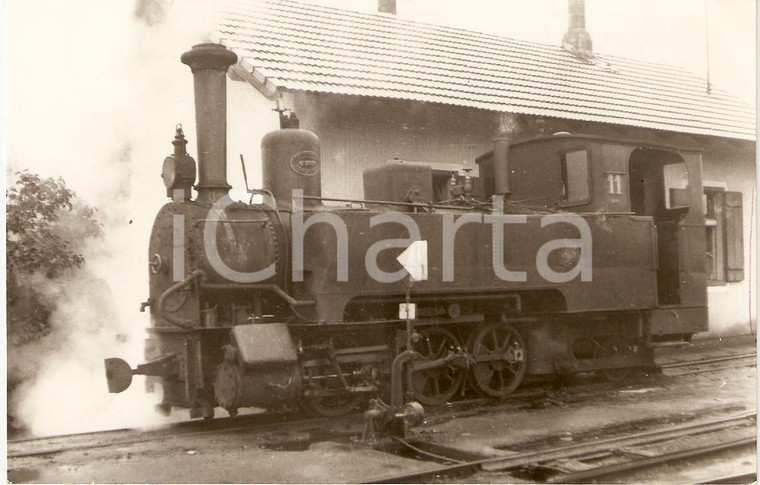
[[704, 189, 724, 283], [560, 149, 590, 204], [704, 187, 744, 284]]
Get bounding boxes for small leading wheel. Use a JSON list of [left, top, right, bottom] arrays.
[[594, 336, 633, 382], [468, 323, 527, 398], [300, 365, 361, 417], [410, 327, 465, 405]]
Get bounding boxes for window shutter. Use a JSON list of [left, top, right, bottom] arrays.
[[724, 191, 744, 282]]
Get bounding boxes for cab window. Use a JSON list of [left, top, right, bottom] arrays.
[[560, 149, 590, 204]]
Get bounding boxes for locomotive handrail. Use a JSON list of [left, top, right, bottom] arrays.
[[193, 219, 268, 226], [298, 194, 639, 216], [198, 281, 316, 307], [156, 270, 204, 330], [296, 194, 480, 211]]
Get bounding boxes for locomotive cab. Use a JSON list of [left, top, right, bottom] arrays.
[[476, 134, 708, 339]]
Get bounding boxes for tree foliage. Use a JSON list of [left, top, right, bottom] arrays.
[[6, 171, 102, 345], [7, 171, 101, 278]]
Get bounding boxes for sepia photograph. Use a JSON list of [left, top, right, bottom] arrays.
[[4, 0, 757, 482]]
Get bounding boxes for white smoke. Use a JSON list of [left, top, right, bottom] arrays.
[[7, 0, 225, 435]]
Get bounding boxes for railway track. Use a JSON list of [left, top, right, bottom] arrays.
[[543, 434, 755, 483], [362, 410, 756, 483], [6, 388, 549, 461], [700, 472, 759, 484], [9, 349, 754, 463], [659, 352, 756, 376], [7, 410, 362, 459], [659, 352, 757, 369]]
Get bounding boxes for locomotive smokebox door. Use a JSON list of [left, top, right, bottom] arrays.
[[104, 358, 133, 394]]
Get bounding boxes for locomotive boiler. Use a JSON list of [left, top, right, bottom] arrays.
[[105, 43, 708, 423]]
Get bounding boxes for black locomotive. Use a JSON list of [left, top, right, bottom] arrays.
[[106, 43, 707, 423]]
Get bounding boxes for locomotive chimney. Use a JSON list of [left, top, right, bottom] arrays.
[[378, 0, 396, 15], [181, 43, 238, 203]]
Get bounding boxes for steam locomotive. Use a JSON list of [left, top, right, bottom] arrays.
[[105, 43, 708, 423]]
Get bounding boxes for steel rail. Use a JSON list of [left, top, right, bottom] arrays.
[[547, 435, 756, 483], [481, 409, 757, 472], [697, 471, 757, 484], [7, 412, 362, 460], [665, 363, 758, 377], [660, 352, 757, 369], [8, 426, 134, 445], [360, 410, 756, 483]]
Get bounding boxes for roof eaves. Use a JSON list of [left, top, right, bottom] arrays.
[[273, 80, 756, 141], [211, 30, 283, 99], [234, 54, 282, 99]]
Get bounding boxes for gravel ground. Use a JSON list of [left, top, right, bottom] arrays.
[[7, 335, 756, 483]]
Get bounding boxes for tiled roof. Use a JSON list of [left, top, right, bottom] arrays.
[[212, 0, 755, 141]]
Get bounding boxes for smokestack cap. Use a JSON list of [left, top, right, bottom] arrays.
[[181, 43, 238, 72]]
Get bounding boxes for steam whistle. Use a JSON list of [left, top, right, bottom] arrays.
[[463, 167, 473, 195], [447, 173, 457, 200]]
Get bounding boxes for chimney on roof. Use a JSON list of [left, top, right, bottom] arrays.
[[562, 0, 593, 59], [378, 0, 396, 15]]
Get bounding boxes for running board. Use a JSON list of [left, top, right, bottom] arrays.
[[650, 341, 691, 348]]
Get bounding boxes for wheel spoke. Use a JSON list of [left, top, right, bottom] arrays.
[[433, 376, 441, 396], [424, 375, 435, 394], [436, 339, 447, 356], [499, 334, 513, 353]]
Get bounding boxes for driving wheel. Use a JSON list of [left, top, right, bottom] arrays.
[[468, 323, 527, 397], [410, 327, 465, 405]]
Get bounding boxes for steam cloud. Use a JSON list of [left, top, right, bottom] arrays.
[[7, 0, 222, 435]]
